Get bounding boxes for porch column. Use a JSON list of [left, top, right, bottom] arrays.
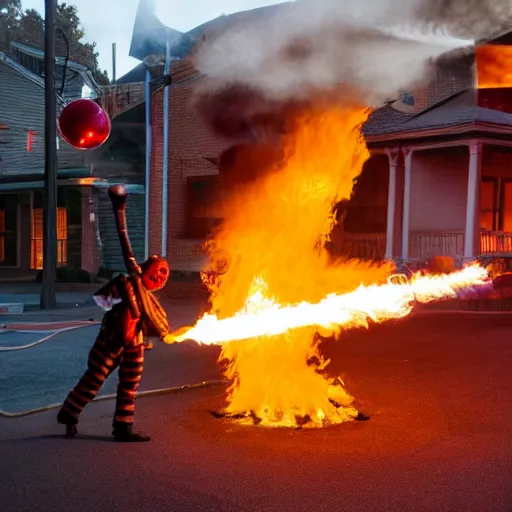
[[464, 141, 483, 260], [385, 148, 399, 260], [401, 147, 413, 260]]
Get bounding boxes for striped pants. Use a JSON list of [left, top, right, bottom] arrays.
[[61, 336, 145, 425]]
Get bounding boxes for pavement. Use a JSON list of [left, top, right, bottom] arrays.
[[0, 282, 98, 313], [0, 306, 511, 512]]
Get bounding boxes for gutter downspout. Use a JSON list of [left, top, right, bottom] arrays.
[[144, 69, 151, 260], [162, 39, 171, 257]]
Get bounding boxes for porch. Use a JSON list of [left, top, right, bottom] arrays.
[[333, 140, 512, 269]]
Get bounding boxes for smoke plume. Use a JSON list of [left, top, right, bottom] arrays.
[[194, 0, 512, 112]]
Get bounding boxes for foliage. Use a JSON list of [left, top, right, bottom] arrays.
[[0, 0, 109, 85]]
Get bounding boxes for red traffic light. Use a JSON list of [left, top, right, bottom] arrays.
[[57, 99, 111, 150]]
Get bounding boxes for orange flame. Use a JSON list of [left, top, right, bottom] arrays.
[[178, 107, 488, 428], [476, 45, 512, 89], [177, 265, 489, 346]]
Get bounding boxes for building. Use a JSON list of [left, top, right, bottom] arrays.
[[0, 43, 101, 280], [129, 2, 290, 271], [129, 2, 512, 273], [90, 85, 147, 273], [361, 32, 512, 269]]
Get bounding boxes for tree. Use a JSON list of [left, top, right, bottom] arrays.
[[0, 1, 109, 85], [0, 0, 22, 54]]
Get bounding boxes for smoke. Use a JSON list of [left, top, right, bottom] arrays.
[[194, 0, 512, 109]]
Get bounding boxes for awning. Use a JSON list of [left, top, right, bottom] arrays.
[[0, 177, 144, 193]]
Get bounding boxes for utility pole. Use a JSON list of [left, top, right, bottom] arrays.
[[40, 0, 58, 309], [112, 42, 117, 83]]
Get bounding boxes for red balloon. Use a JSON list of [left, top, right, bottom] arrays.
[[58, 99, 111, 150]]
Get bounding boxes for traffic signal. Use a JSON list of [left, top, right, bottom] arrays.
[[57, 99, 111, 150]]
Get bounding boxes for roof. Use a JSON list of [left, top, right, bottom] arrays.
[[363, 105, 413, 136], [129, 0, 187, 61], [11, 42, 88, 71], [116, 62, 147, 84], [364, 89, 512, 139], [122, 2, 289, 84], [0, 51, 66, 106], [479, 29, 512, 45], [10, 42, 100, 92], [128, 1, 290, 64]]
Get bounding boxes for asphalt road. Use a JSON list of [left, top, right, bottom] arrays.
[[0, 300, 207, 412], [1, 310, 511, 512]]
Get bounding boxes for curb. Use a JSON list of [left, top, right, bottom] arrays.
[[413, 309, 512, 316]]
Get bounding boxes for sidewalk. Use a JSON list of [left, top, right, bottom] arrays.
[[0, 280, 209, 313], [0, 282, 97, 313]]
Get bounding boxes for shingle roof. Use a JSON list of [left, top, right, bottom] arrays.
[[364, 89, 512, 138], [363, 105, 413, 135], [11, 42, 88, 71], [115, 63, 146, 84], [9, 42, 100, 93], [384, 105, 512, 134], [0, 51, 66, 106]]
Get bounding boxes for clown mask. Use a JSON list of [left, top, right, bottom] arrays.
[[141, 256, 170, 291]]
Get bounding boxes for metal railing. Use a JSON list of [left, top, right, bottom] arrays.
[[327, 232, 386, 260], [411, 232, 465, 262], [480, 231, 512, 254]]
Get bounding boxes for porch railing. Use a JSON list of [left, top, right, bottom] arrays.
[[328, 232, 386, 260], [410, 232, 465, 262], [480, 231, 512, 254], [409, 230, 512, 264]]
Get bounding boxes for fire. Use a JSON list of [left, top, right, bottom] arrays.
[[476, 45, 512, 89], [177, 265, 490, 346], [181, 107, 489, 428]]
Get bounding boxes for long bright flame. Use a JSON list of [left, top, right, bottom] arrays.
[[177, 265, 490, 345]]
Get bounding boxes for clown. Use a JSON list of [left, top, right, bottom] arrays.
[[57, 186, 178, 442]]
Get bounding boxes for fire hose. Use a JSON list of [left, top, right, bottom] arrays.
[[0, 321, 100, 352], [0, 321, 227, 418]]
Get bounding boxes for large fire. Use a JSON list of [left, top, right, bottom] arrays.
[[476, 45, 512, 88], [171, 106, 490, 428]]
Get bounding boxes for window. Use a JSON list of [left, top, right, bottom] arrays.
[[0, 194, 18, 266], [502, 182, 512, 232], [480, 179, 498, 230], [400, 92, 415, 106], [480, 178, 512, 232], [30, 191, 68, 270], [185, 176, 223, 239]]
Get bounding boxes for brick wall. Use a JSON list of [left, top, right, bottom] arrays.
[[149, 71, 234, 269], [394, 56, 475, 114], [149, 89, 163, 257]]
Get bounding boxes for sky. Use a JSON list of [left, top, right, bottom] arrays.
[[21, 0, 289, 80]]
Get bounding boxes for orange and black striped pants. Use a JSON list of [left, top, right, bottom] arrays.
[[61, 336, 145, 425]]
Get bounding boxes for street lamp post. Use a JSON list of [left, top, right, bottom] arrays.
[[40, 0, 58, 309]]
